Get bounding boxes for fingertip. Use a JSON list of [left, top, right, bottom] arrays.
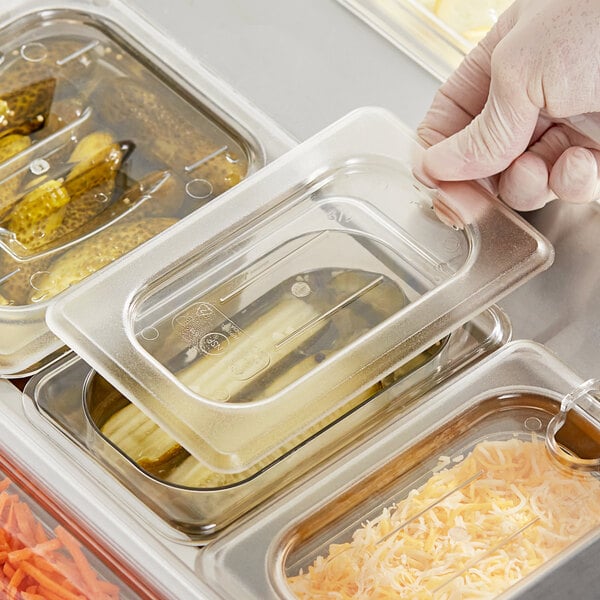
[[549, 147, 599, 204], [421, 138, 466, 181], [498, 153, 554, 211]]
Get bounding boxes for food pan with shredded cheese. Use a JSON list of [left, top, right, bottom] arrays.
[[197, 341, 600, 600], [287, 436, 600, 599]]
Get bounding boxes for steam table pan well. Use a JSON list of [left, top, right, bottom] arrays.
[[0, 450, 155, 599], [23, 301, 507, 543], [338, 0, 511, 81]]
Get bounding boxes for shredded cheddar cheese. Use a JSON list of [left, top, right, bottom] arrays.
[[287, 438, 600, 599]]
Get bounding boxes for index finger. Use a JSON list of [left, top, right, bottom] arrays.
[[417, 7, 516, 147]]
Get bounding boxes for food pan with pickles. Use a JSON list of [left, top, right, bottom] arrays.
[[0, 8, 280, 376], [24, 298, 509, 543]]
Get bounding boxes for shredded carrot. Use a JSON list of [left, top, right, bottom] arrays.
[[8, 566, 25, 599], [15, 501, 37, 548], [34, 521, 49, 546], [56, 526, 101, 595], [0, 476, 122, 599], [21, 592, 48, 600]]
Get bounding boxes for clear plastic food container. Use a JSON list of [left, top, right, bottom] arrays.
[[337, 0, 511, 80], [0, 1, 294, 377], [45, 107, 552, 476], [0, 452, 152, 599], [198, 340, 600, 600], [23, 304, 508, 543]]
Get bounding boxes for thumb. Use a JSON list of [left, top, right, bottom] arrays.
[[423, 74, 540, 181]]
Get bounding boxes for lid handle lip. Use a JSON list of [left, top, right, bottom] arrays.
[[546, 378, 600, 471]]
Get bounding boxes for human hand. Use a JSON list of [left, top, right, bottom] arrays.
[[417, 0, 600, 210]]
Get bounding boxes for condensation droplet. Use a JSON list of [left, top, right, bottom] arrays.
[[95, 192, 109, 204], [29, 158, 50, 176], [29, 271, 50, 291], [291, 281, 311, 298], [524, 417, 543, 432], [20, 42, 48, 63], [185, 178, 213, 199], [140, 326, 159, 341]]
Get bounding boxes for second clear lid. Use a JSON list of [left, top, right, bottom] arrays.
[[47, 108, 554, 473]]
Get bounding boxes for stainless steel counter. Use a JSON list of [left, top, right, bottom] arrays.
[[125, 0, 600, 379], [7, 0, 600, 598], [121, 2, 600, 598]]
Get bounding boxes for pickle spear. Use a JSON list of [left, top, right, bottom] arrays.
[[29, 217, 176, 302], [91, 77, 246, 193]]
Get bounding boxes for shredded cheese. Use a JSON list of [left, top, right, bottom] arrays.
[[287, 438, 600, 599]]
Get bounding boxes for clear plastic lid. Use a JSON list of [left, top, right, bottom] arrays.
[[47, 107, 553, 473], [0, 456, 148, 599], [0, 5, 292, 377], [197, 341, 600, 600], [22, 303, 508, 543]]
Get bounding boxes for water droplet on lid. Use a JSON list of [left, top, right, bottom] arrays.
[[29, 271, 50, 291], [141, 326, 159, 341], [20, 42, 48, 62], [29, 158, 50, 176], [524, 417, 543, 431], [95, 192, 109, 204], [185, 178, 213, 199]]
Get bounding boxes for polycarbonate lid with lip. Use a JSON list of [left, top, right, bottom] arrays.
[[196, 340, 600, 600], [47, 107, 553, 474], [0, 1, 295, 377]]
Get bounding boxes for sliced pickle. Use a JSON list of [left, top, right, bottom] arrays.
[[54, 133, 128, 239], [0, 133, 32, 216], [100, 403, 187, 477], [91, 269, 447, 487], [4, 179, 70, 250], [29, 217, 176, 302], [0, 132, 131, 254], [176, 295, 326, 402]]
